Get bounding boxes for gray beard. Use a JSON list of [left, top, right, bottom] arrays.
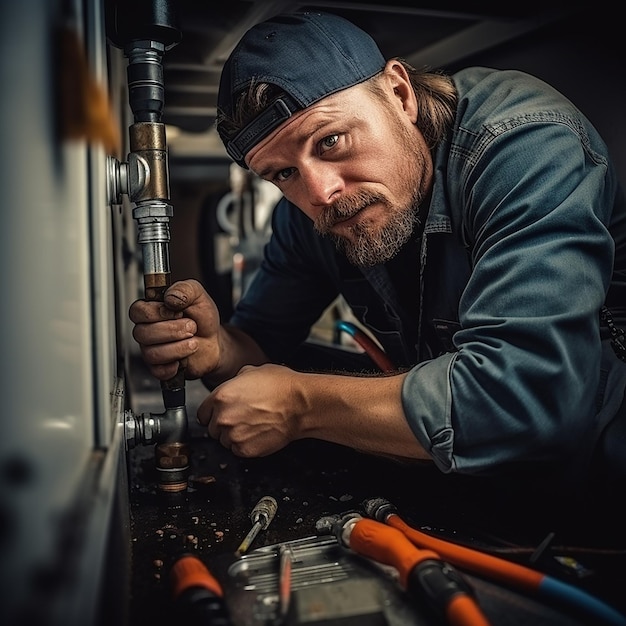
[[315, 189, 422, 267]]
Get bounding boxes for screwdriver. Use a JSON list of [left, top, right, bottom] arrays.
[[235, 495, 278, 556]]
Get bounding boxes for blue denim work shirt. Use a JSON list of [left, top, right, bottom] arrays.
[[229, 67, 626, 481]]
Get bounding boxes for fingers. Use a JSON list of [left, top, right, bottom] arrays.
[[197, 392, 215, 430], [128, 279, 218, 381], [140, 335, 197, 365], [139, 279, 221, 341], [130, 313, 198, 381], [128, 279, 212, 321], [132, 316, 197, 346], [162, 279, 209, 312], [196, 366, 293, 458], [197, 395, 236, 452], [167, 279, 221, 339]]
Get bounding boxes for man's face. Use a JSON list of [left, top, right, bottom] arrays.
[[246, 73, 433, 266]]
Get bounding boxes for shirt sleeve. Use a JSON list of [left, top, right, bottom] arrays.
[[402, 116, 618, 476]]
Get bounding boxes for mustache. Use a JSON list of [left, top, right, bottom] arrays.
[[314, 190, 387, 233]]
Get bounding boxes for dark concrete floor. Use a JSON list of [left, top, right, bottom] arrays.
[[126, 375, 626, 626]]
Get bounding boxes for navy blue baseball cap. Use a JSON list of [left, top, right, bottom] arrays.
[[217, 11, 386, 168]]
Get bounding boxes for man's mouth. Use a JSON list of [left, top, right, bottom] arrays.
[[332, 206, 364, 227], [315, 191, 386, 236]]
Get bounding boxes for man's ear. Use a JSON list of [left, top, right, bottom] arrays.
[[384, 59, 418, 123]]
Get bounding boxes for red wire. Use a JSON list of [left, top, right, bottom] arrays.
[[337, 322, 396, 372]]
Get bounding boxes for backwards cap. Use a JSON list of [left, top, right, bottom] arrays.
[[217, 11, 385, 168]]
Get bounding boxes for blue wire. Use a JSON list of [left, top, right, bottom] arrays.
[[539, 575, 626, 625], [336, 320, 358, 337]]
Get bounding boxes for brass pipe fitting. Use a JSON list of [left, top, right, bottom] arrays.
[[128, 122, 169, 202]]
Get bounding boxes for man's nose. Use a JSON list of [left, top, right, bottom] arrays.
[[301, 163, 344, 208]]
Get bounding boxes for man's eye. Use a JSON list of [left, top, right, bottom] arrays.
[[275, 167, 295, 182], [320, 134, 339, 152]]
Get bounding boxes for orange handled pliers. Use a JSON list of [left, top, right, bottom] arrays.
[[334, 512, 491, 626]]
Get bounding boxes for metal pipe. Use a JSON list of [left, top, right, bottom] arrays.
[[106, 0, 188, 492]]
